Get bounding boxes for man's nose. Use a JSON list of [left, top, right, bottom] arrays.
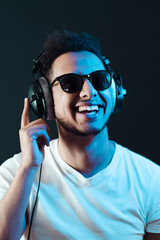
[[79, 79, 97, 99]]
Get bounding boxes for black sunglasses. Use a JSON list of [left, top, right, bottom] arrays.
[[49, 70, 114, 93]]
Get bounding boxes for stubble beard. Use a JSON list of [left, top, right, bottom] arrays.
[[56, 116, 106, 137]]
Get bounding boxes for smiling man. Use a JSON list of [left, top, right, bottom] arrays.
[[0, 30, 160, 240]]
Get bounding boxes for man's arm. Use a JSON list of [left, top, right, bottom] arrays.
[[143, 232, 160, 240], [0, 98, 50, 240], [0, 164, 38, 239]]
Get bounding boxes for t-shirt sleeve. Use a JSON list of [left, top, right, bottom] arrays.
[[146, 166, 160, 233], [0, 153, 22, 200]]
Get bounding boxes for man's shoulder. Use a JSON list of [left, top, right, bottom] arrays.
[[0, 152, 22, 170], [114, 142, 160, 202], [114, 142, 160, 173]]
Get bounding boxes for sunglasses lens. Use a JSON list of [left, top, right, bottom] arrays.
[[92, 71, 111, 90], [60, 75, 82, 93]]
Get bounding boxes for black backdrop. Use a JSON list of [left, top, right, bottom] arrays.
[[0, 0, 160, 165]]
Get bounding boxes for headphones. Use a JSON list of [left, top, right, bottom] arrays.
[[28, 51, 126, 120]]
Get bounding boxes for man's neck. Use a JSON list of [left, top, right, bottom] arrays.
[[57, 127, 115, 177]]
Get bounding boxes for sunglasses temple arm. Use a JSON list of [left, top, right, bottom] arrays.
[[49, 79, 56, 88]]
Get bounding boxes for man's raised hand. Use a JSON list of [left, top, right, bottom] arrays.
[[19, 98, 51, 169]]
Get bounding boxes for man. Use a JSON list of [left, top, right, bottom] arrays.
[[0, 30, 160, 240]]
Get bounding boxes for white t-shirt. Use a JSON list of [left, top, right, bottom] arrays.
[[0, 139, 160, 240]]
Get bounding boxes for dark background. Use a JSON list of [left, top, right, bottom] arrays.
[[0, 0, 159, 165]]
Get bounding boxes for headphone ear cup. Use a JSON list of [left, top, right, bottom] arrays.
[[112, 73, 126, 114], [38, 77, 54, 120], [110, 79, 117, 114], [28, 77, 54, 120]]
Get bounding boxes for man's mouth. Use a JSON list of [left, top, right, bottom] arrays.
[[78, 105, 99, 113], [74, 105, 103, 117]]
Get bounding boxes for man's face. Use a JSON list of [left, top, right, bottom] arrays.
[[50, 51, 116, 136]]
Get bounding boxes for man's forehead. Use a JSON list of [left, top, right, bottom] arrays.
[[54, 50, 102, 63], [51, 50, 105, 77]]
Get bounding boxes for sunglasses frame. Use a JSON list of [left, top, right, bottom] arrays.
[[49, 70, 114, 93]]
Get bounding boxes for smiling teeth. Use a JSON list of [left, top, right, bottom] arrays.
[[78, 105, 99, 112]]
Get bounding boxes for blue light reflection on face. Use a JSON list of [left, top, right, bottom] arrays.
[[52, 51, 116, 137]]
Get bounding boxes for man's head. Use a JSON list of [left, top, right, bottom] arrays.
[[29, 30, 125, 136], [49, 50, 116, 136]]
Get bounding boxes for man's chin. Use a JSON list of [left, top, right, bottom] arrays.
[[56, 118, 106, 136]]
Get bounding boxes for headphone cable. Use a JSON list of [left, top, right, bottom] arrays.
[[27, 163, 43, 240]]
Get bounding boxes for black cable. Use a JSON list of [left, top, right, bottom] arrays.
[[27, 163, 43, 240]]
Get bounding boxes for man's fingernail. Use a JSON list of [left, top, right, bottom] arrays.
[[24, 98, 27, 105]]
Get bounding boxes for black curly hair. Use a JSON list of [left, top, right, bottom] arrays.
[[38, 30, 105, 81]]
